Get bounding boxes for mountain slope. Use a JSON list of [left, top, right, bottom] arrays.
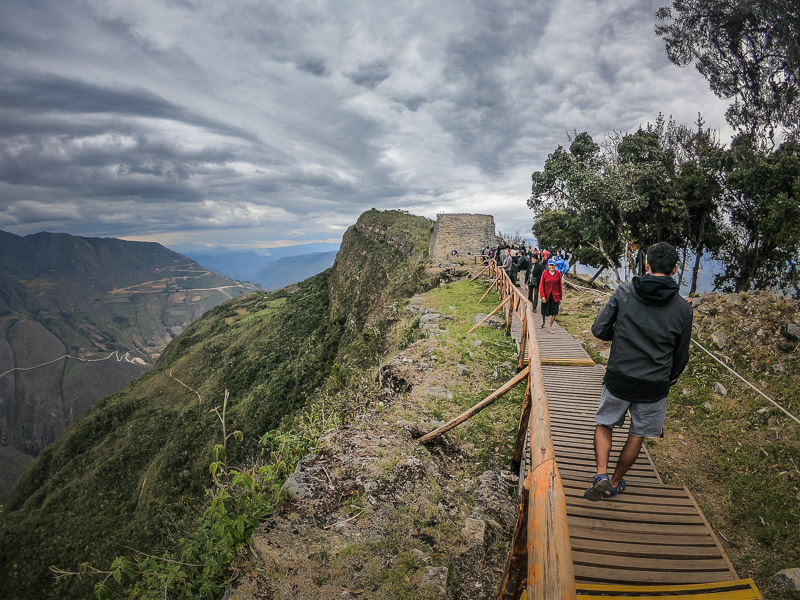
[[0, 210, 433, 600], [250, 251, 337, 290], [172, 242, 341, 282], [0, 230, 259, 500]]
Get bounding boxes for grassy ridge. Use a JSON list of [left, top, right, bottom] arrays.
[[0, 210, 434, 600]]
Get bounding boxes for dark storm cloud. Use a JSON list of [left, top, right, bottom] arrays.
[[398, 95, 427, 112], [0, 72, 258, 142], [347, 60, 393, 89], [296, 59, 328, 77], [434, 0, 555, 172]]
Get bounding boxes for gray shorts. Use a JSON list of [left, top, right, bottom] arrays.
[[595, 386, 666, 437]]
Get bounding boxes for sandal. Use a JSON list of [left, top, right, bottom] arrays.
[[603, 479, 626, 498], [583, 474, 611, 501]]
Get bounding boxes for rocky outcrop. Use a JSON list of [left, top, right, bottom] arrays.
[[773, 568, 800, 590]]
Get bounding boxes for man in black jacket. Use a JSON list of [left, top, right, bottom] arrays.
[[584, 242, 693, 500], [518, 251, 531, 287]]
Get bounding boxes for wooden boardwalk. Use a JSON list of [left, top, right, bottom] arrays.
[[542, 365, 739, 587], [508, 291, 758, 595], [511, 312, 594, 366]]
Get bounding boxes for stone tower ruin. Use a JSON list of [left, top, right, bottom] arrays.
[[429, 213, 500, 265]]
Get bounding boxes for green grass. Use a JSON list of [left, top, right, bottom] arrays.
[[660, 350, 800, 593], [421, 280, 525, 470]]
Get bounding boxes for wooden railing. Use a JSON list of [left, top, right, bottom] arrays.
[[423, 261, 767, 599], [486, 261, 576, 600], [421, 259, 575, 598]]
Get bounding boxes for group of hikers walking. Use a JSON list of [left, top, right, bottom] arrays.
[[482, 243, 567, 334], [479, 240, 693, 504]]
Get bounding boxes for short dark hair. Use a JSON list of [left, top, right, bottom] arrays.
[[646, 242, 678, 275]]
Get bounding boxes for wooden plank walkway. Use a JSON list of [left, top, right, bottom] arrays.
[[518, 322, 744, 589], [509, 282, 594, 366], [511, 313, 595, 366]]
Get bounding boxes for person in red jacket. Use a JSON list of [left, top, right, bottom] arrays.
[[539, 259, 563, 333]]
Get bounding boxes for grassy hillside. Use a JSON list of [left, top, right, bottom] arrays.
[[0, 229, 259, 488], [227, 276, 525, 600], [0, 210, 434, 600]]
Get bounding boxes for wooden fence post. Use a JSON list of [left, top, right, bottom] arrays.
[[512, 376, 532, 466], [517, 319, 528, 371]]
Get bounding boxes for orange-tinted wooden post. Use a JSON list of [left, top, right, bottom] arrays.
[[496, 474, 531, 600], [524, 301, 576, 600]]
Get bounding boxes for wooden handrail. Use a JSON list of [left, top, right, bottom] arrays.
[[485, 261, 575, 600], [418, 367, 529, 444], [467, 296, 511, 334], [523, 300, 575, 599]]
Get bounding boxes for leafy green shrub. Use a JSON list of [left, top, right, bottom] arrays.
[[54, 392, 316, 600]]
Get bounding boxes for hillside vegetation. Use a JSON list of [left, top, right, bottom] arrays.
[[0, 210, 434, 600], [3, 211, 797, 599], [227, 276, 525, 600], [0, 230, 259, 501], [221, 268, 798, 599]]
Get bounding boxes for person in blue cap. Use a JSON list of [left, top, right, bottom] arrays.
[[554, 254, 568, 274]]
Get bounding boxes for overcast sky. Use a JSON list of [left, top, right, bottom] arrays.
[[0, 0, 732, 249]]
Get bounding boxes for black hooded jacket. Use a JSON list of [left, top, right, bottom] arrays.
[[591, 273, 693, 402]]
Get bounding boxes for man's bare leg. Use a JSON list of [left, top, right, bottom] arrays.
[[609, 434, 643, 488], [593, 425, 612, 475], [584, 425, 614, 500]]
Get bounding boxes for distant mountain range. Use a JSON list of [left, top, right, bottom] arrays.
[[170, 242, 340, 286], [0, 230, 259, 500], [250, 251, 338, 290]]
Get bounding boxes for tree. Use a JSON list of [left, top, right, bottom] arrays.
[[661, 115, 726, 294], [613, 125, 687, 273], [530, 125, 688, 282], [656, 0, 800, 138], [675, 160, 725, 293], [531, 210, 616, 281], [530, 133, 626, 281], [712, 136, 800, 292]]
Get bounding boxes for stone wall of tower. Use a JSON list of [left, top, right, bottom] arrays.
[[429, 213, 500, 264]]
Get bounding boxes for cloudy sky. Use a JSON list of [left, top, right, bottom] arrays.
[[0, 0, 732, 249]]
